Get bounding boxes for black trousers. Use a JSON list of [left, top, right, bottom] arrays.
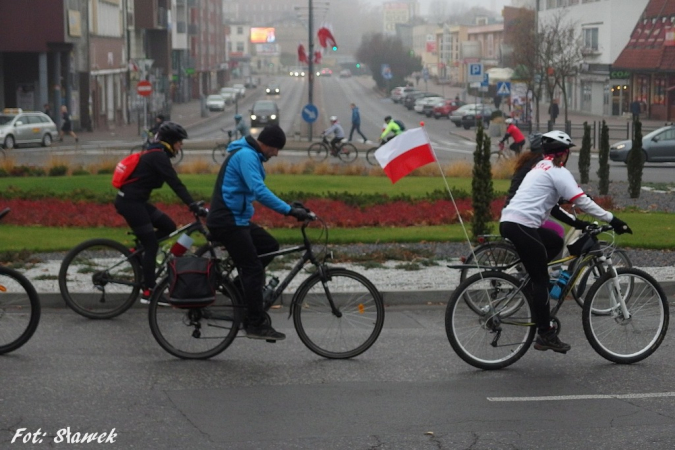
[[500, 221, 564, 332], [208, 223, 279, 326], [349, 123, 367, 141], [114, 198, 177, 290]]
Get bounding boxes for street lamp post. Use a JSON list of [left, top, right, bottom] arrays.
[[308, 0, 314, 141]]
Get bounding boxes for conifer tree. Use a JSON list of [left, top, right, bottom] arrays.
[[627, 119, 644, 198], [471, 123, 494, 238], [596, 120, 610, 195], [578, 121, 591, 184]]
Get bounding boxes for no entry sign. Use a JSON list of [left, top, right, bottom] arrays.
[[136, 80, 152, 97]]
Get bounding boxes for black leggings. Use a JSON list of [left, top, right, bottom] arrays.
[[114, 198, 177, 290], [499, 221, 564, 332], [208, 223, 279, 326]]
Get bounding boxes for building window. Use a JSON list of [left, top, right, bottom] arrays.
[[237, 26, 243, 35], [236, 42, 244, 52], [546, 0, 557, 9], [569, 0, 579, 4], [583, 28, 599, 51], [636, 75, 650, 105], [654, 76, 666, 105]]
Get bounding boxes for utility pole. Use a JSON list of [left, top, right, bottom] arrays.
[[308, 0, 314, 140]]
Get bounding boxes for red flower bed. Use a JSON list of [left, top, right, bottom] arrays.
[[1, 198, 508, 228]]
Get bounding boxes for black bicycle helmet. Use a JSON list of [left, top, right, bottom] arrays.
[[528, 132, 543, 152], [542, 130, 574, 154], [384, 115, 392, 121], [157, 122, 188, 154]]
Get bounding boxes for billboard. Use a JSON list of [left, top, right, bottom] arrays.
[[250, 27, 276, 43]]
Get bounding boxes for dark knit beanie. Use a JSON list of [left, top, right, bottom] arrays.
[[258, 125, 286, 150]]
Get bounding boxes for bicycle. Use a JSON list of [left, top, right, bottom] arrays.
[[58, 204, 208, 320], [445, 224, 669, 370], [147, 208, 385, 360], [457, 204, 632, 308], [307, 136, 358, 163], [365, 143, 382, 166], [129, 129, 184, 166], [212, 128, 234, 164], [490, 141, 520, 162], [0, 208, 41, 354]]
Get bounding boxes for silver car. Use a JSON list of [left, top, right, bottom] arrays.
[[610, 125, 675, 163], [0, 109, 58, 149]]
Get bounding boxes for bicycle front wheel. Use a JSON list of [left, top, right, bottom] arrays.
[[307, 142, 328, 162], [148, 275, 242, 360], [212, 143, 228, 164], [292, 268, 384, 359], [365, 147, 379, 166], [446, 271, 535, 370], [582, 267, 669, 364], [337, 143, 358, 163], [0, 266, 41, 354], [571, 247, 632, 310], [58, 239, 142, 319]]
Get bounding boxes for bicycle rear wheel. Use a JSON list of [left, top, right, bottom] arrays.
[[459, 241, 522, 283], [365, 147, 379, 166], [0, 266, 41, 354], [148, 275, 242, 360], [58, 239, 141, 319], [582, 268, 668, 364], [292, 268, 384, 359], [307, 142, 328, 162], [337, 143, 358, 163], [445, 271, 535, 370], [212, 143, 228, 164]]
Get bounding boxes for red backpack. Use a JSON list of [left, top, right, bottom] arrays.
[[112, 149, 161, 189]]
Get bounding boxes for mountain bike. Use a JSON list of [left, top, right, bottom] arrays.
[[212, 128, 234, 164], [365, 143, 383, 166], [129, 129, 183, 166], [490, 141, 519, 161], [0, 208, 41, 354], [445, 224, 668, 370], [58, 204, 208, 319], [147, 207, 385, 360], [307, 136, 358, 163]]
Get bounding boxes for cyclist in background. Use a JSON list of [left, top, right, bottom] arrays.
[[114, 122, 207, 304], [500, 130, 632, 354], [499, 118, 526, 155], [321, 116, 345, 156], [379, 116, 402, 143], [234, 113, 250, 139], [149, 114, 165, 137]]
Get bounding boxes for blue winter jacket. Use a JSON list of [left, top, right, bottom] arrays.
[[206, 136, 291, 228], [351, 107, 361, 125]]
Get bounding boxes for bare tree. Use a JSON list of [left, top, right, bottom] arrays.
[[506, 7, 541, 126], [538, 10, 584, 126]]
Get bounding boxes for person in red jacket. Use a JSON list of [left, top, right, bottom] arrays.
[[499, 118, 526, 155]]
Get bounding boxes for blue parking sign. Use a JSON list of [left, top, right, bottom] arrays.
[[301, 104, 318, 123]]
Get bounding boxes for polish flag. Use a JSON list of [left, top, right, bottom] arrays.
[[375, 128, 436, 184]]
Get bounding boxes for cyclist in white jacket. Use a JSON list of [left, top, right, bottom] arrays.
[[500, 130, 632, 354]]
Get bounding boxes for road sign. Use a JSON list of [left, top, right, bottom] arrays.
[[480, 73, 489, 87], [497, 81, 511, 96], [381, 64, 393, 80], [301, 103, 318, 123], [468, 63, 483, 83], [136, 80, 152, 97]]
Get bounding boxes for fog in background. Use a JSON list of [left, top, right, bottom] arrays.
[[360, 0, 511, 18]]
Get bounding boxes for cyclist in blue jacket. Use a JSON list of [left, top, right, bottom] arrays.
[[206, 125, 311, 341]]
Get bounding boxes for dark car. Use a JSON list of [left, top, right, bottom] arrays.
[[402, 92, 438, 110], [250, 100, 279, 127], [433, 99, 466, 119], [265, 84, 280, 95], [610, 125, 675, 163], [460, 105, 497, 129]]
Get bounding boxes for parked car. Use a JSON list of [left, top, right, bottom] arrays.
[[219, 87, 237, 104], [232, 84, 246, 98], [265, 83, 281, 95], [339, 69, 352, 78], [460, 105, 497, 129], [610, 125, 675, 163], [416, 96, 444, 114], [244, 76, 258, 88], [206, 94, 226, 112], [414, 96, 442, 113], [449, 104, 482, 127], [250, 100, 279, 127], [390, 86, 416, 103], [403, 92, 438, 110], [0, 108, 57, 149], [433, 99, 467, 119]]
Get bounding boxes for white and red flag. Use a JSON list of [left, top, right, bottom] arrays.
[[374, 127, 436, 184]]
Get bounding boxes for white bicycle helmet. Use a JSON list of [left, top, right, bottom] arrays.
[[542, 130, 574, 154], [505, 118, 514, 124], [329, 115, 338, 122]]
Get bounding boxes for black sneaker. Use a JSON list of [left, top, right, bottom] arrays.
[[534, 330, 571, 353], [245, 323, 286, 341]]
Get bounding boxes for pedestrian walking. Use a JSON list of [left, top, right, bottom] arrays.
[[549, 99, 559, 125], [58, 105, 78, 143], [43, 103, 52, 120], [631, 99, 641, 121], [493, 94, 502, 111], [348, 103, 367, 143]]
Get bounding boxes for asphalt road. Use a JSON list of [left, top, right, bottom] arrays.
[[2, 304, 675, 449]]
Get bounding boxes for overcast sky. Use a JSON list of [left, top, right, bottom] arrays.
[[363, 0, 511, 16]]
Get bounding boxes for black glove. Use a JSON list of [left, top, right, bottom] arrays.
[[573, 219, 592, 230], [189, 202, 208, 217], [287, 207, 312, 222], [610, 216, 632, 235]]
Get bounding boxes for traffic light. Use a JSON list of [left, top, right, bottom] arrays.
[[332, 45, 338, 51], [356, 63, 361, 68]]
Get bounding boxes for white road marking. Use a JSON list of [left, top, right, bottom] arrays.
[[487, 392, 675, 402]]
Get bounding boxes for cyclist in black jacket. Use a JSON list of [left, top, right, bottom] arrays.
[[114, 122, 206, 302]]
